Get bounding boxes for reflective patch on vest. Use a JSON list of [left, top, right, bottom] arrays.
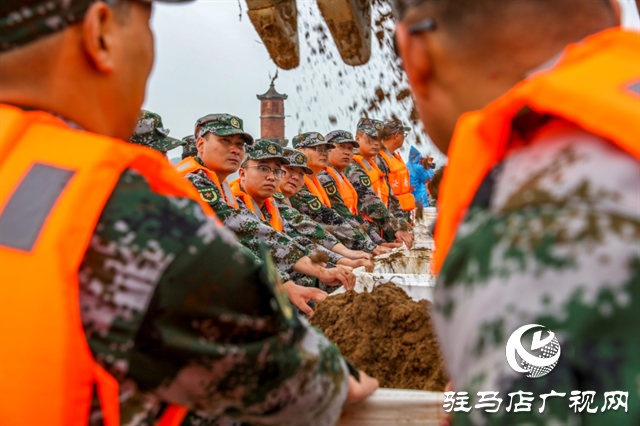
[[308, 197, 322, 211], [221, 181, 236, 206], [176, 162, 190, 172], [198, 186, 218, 203], [273, 191, 285, 200], [0, 163, 75, 252], [626, 80, 640, 96], [323, 182, 337, 196], [359, 175, 371, 187]]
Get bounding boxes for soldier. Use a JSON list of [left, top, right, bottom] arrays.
[[345, 118, 414, 247], [277, 147, 377, 270], [230, 141, 364, 290], [376, 119, 416, 221], [394, 0, 639, 424], [317, 130, 396, 254], [128, 109, 185, 157], [181, 134, 197, 159], [175, 114, 355, 295], [290, 131, 385, 253], [0, 1, 377, 425]]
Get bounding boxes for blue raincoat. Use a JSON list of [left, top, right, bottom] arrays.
[[408, 146, 434, 207]]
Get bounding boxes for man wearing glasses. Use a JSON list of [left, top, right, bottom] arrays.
[[394, 0, 639, 425], [290, 132, 384, 253]]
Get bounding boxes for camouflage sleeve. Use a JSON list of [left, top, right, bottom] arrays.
[[433, 130, 640, 425], [344, 162, 398, 237], [80, 169, 349, 426], [289, 186, 374, 252], [275, 196, 340, 251], [184, 171, 309, 273]]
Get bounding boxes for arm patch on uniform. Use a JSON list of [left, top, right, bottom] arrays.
[[198, 186, 218, 203], [308, 197, 322, 211], [359, 176, 371, 187], [273, 191, 285, 200], [323, 182, 337, 196]]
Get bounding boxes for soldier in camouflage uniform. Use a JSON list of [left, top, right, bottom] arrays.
[[393, 0, 639, 424], [346, 118, 414, 247], [180, 114, 354, 291], [317, 130, 394, 255], [290, 131, 382, 253], [376, 118, 413, 223], [181, 134, 197, 159], [278, 148, 375, 271], [0, 1, 379, 424], [128, 109, 185, 157]]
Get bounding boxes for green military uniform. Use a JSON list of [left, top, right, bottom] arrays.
[[345, 119, 407, 241], [289, 132, 378, 252], [433, 115, 640, 425], [318, 130, 385, 247], [181, 115, 307, 281], [128, 109, 185, 157]]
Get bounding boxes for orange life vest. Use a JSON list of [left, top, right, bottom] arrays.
[[304, 175, 332, 208], [175, 157, 240, 209], [435, 28, 640, 273], [229, 179, 283, 231], [0, 105, 206, 426], [353, 155, 389, 207], [324, 166, 358, 215], [378, 149, 416, 211]]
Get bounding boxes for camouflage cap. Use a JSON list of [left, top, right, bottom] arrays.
[[242, 140, 290, 166], [0, 0, 192, 53], [129, 110, 184, 153], [282, 148, 313, 175], [325, 130, 360, 148], [379, 118, 411, 138], [182, 135, 197, 157], [356, 118, 383, 138], [195, 113, 254, 145], [291, 132, 335, 149]]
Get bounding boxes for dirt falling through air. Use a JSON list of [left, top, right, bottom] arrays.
[[310, 282, 448, 391]]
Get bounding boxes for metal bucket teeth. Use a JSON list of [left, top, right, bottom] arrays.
[[247, 0, 300, 70], [316, 0, 372, 66]]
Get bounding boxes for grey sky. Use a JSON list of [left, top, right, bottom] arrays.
[[144, 0, 640, 162]]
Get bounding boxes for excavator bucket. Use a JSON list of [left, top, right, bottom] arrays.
[[247, 0, 300, 70], [316, 0, 372, 66]]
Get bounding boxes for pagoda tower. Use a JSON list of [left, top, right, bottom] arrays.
[[257, 76, 288, 147]]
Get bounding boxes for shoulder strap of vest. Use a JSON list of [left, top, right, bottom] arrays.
[[229, 179, 265, 220], [353, 155, 372, 172]]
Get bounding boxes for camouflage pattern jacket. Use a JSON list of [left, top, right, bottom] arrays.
[[316, 168, 383, 248], [183, 157, 308, 277], [433, 118, 640, 425], [80, 169, 349, 426], [344, 159, 405, 240], [289, 180, 376, 252]]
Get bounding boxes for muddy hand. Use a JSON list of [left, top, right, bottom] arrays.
[[346, 370, 380, 405], [283, 281, 327, 315]]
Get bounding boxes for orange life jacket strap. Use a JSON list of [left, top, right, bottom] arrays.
[[156, 405, 189, 426], [324, 166, 358, 215], [175, 157, 239, 209], [353, 155, 389, 207], [229, 179, 283, 231], [304, 175, 332, 208]]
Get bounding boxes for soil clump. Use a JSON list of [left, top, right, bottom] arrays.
[[310, 282, 448, 391]]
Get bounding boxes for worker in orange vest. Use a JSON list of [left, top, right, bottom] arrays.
[[345, 118, 415, 247], [395, 0, 639, 424], [376, 119, 416, 219], [0, 1, 375, 425]]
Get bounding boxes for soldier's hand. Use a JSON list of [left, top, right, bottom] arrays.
[[394, 230, 414, 249], [372, 246, 392, 256], [346, 250, 372, 261], [337, 258, 374, 272], [283, 281, 327, 315], [345, 371, 379, 405], [380, 242, 403, 249], [320, 267, 356, 290]]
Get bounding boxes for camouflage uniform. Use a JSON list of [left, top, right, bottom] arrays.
[[433, 116, 640, 425], [289, 132, 377, 252], [129, 110, 185, 156], [345, 119, 405, 241], [181, 116, 307, 279], [319, 130, 384, 248]]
